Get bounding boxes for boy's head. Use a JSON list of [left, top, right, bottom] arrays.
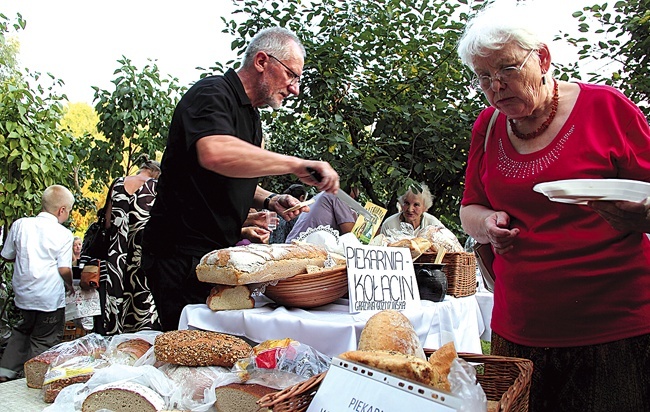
[[42, 185, 75, 224]]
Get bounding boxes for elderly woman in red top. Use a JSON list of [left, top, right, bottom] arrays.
[[457, 2, 650, 411]]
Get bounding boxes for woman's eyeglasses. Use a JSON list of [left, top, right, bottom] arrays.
[[472, 49, 536, 90], [268, 54, 301, 86]]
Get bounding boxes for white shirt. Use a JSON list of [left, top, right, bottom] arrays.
[[1, 212, 73, 311]]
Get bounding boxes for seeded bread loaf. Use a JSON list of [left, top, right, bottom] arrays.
[[154, 330, 253, 367], [196, 243, 329, 285], [81, 381, 165, 412], [358, 310, 426, 360], [206, 285, 255, 311], [214, 383, 274, 412]]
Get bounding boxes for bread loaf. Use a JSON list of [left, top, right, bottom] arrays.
[[43, 374, 93, 403], [154, 330, 252, 367], [358, 310, 426, 360], [214, 383, 274, 412], [196, 243, 329, 285], [427, 341, 458, 392], [339, 349, 440, 387], [387, 237, 432, 259], [81, 381, 165, 412], [116, 338, 152, 364], [24, 334, 107, 389], [207, 285, 254, 311]]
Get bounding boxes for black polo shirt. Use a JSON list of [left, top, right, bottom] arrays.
[[143, 69, 263, 257]]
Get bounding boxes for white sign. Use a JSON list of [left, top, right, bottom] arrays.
[[344, 244, 420, 313], [306, 357, 461, 412]]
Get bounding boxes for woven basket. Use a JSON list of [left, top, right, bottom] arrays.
[[257, 352, 532, 412], [416, 251, 477, 297], [263, 266, 348, 308]]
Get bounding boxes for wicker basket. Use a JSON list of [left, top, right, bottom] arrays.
[[258, 352, 533, 412], [416, 251, 477, 297]]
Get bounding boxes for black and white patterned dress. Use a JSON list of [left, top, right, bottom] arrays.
[[102, 177, 160, 334]]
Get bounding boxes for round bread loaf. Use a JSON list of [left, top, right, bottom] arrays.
[[154, 330, 253, 367], [358, 310, 426, 360]]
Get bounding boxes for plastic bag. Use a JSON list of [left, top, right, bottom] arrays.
[[234, 338, 331, 390], [449, 358, 488, 412], [160, 364, 240, 412]]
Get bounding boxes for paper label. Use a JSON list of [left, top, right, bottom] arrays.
[[351, 202, 387, 244], [344, 244, 420, 313], [306, 357, 461, 412]]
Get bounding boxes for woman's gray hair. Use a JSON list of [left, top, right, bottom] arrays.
[[398, 182, 433, 210], [242, 27, 306, 67], [457, 0, 552, 69]]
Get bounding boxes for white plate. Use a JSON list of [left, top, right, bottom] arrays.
[[533, 179, 650, 204]]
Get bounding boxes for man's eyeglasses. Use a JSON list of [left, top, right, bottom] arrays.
[[472, 49, 536, 90], [268, 54, 301, 86]]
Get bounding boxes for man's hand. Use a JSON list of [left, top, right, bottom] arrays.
[[241, 226, 270, 244]]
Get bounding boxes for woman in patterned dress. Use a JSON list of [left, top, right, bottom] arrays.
[[101, 157, 162, 334]]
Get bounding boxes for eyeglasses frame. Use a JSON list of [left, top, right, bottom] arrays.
[[268, 54, 301, 86], [473, 49, 536, 90]]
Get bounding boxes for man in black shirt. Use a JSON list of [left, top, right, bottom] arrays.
[[142, 27, 340, 331]]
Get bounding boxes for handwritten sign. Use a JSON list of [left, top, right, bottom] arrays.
[[344, 244, 420, 313], [306, 357, 461, 412]]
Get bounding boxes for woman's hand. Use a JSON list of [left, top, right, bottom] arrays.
[[484, 211, 520, 255], [271, 194, 311, 221], [589, 199, 650, 232]]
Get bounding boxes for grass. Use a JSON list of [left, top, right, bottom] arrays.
[[481, 340, 491, 355]]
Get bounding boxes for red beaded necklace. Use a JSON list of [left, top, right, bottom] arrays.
[[509, 79, 559, 140]]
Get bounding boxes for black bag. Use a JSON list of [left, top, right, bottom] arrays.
[[81, 213, 112, 260], [81, 180, 117, 261]]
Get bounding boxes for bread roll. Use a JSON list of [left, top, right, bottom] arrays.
[[81, 381, 165, 412], [196, 243, 329, 285], [387, 237, 432, 259], [154, 330, 252, 367], [358, 310, 426, 360], [214, 383, 274, 412], [207, 285, 255, 311], [339, 350, 440, 387], [427, 341, 458, 392]]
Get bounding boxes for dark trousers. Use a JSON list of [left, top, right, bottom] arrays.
[[492, 332, 650, 412], [0, 308, 65, 379], [141, 252, 210, 332]]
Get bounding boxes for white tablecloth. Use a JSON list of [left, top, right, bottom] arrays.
[[179, 295, 485, 356], [475, 291, 494, 341]]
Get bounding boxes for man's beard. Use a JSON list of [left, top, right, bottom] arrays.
[[260, 79, 282, 109]]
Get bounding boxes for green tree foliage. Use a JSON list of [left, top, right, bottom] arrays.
[[0, 13, 72, 233], [219, 0, 485, 234], [91, 57, 185, 186], [557, 0, 650, 117]]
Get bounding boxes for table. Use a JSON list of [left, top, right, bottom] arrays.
[[475, 291, 494, 341], [0, 378, 48, 412], [179, 295, 485, 356]]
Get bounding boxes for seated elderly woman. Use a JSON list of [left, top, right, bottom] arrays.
[[381, 182, 444, 236]]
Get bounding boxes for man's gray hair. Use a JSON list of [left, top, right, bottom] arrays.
[[242, 27, 306, 67]]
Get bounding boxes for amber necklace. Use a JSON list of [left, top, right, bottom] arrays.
[[509, 79, 559, 140]]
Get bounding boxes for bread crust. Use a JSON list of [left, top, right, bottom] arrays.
[[196, 244, 329, 285], [339, 350, 441, 387], [427, 341, 458, 392], [116, 338, 152, 362], [154, 330, 253, 367], [358, 310, 426, 360]]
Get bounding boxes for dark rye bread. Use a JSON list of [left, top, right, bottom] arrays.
[[154, 330, 253, 367], [215, 383, 274, 412]]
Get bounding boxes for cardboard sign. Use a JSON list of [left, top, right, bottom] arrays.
[[306, 357, 461, 412], [344, 244, 420, 313], [351, 201, 387, 244]]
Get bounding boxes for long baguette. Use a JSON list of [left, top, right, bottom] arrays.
[[196, 243, 329, 285]]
